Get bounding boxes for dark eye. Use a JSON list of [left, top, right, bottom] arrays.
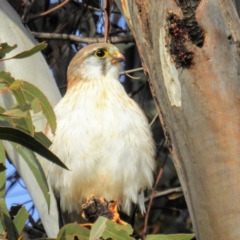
[[96, 49, 106, 57]]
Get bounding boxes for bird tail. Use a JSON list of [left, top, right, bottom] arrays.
[[138, 191, 146, 215]]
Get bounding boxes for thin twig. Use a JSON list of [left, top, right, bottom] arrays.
[[27, 0, 71, 23], [150, 113, 159, 128], [22, 0, 35, 22], [49, 44, 69, 69], [31, 32, 135, 43], [53, 8, 80, 33], [103, 0, 113, 42], [120, 67, 143, 80], [128, 83, 145, 98], [144, 187, 183, 202], [59, 67, 143, 90], [124, 73, 141, 80], [72, 0, 121, 14], [120, 67, 143, 75], [143, 157, 168, 239]]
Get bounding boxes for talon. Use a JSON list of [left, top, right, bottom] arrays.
[[81, 195, 128, 225], [108, 200, 128, 226]]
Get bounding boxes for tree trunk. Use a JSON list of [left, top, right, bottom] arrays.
[[0, 2, 61, 237], [117, 0, 240, 239]]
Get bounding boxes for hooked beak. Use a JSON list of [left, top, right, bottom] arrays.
[[111, 51, 125, 64]]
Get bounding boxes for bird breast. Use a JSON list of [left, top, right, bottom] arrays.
[[45, 78, 155, 214]]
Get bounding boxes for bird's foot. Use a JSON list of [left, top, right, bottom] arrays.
[[81, 195, 113, 223], [81, 195, 127, 225], [107, 200, 127, 226]]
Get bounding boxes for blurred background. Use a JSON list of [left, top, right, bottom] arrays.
[[5, 0, 192, 238]]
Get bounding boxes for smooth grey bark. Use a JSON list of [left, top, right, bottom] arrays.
[[0, 2, 61, 237]]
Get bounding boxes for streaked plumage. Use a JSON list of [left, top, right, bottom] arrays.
[[42, 43, 155, 216]]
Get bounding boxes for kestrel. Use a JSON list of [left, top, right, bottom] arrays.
[[42, 43, 155, 220]]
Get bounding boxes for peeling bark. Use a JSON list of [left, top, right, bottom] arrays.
[[117, 0, 240, 239]]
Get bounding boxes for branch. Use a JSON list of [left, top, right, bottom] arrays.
[[59, 67, 143, 90], [31, 32, 135, 44], [150, 113, 159, 128], [143, 156, 168, 239], [145, 187, 183, 202], [72, 0, 121, 14], [26, 0, 71, 23]]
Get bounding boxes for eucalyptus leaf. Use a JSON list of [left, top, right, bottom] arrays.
[[89, 216, 107, 240], [0, 141, 5, 198], [11, 143, 50, 211], [9, 80, 23, 91], [0, 163, 6, 172], [2, 104, 30, 118], [0, 198, 17, 240], [0, 115, 32, 135], [13, 206, 29, 237], [0, 125, 67, 170], [146, 234, 195, 240], [20, 80, 56, 133], [57, 223, 90, 240], [0, 72, 34, 135], [0, 106, 5, 114], [0, 72, 26, 106], [102, 220, 134, 240], [11, 42, 47, 59], [31, 98, 42, 114], [34, 131, 52, 148], [0, 43, 17, 59]]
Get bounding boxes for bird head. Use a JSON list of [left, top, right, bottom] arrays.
[[67, 43, 125, 88]]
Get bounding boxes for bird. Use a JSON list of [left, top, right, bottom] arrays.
[[42, 43, 155, 223]]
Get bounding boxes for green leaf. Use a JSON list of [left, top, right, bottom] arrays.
[[39, 239, 56, 240], [90, 216, 108, 240], [0, 71, 15, 84], [9, 80, 23, 91], [0, 163, 6, 173], [0, 72, 26, 106], [31, 98, 42, 114], [102, 221, 134, 240], [20, 80, 56, 133], [13, 206, 29, 237], [11, 143, 50, 211], [111, 222, 133, 235], [0, 71, 56, 134], [0, 115, 33, 136], [0, 72, 34, 136], [2, 104, 30, 118], [9, 205, 22, 219], [0, 198, 17, 240], [0, 141, 5, 198], [0, 125, 68, 170], [57, 223, 90, 240], [1, 104, 35, 136], [11, 42, 47, 59], [34, 131, 52, 148], [0, 43, 17, 59], [0, 106, 5, 114], [145, 234, 195, 240]]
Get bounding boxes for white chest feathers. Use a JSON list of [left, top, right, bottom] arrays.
[[44, 78, 155, 215]]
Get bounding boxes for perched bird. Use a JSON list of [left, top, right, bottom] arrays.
[[42, 43, 155, 221]]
